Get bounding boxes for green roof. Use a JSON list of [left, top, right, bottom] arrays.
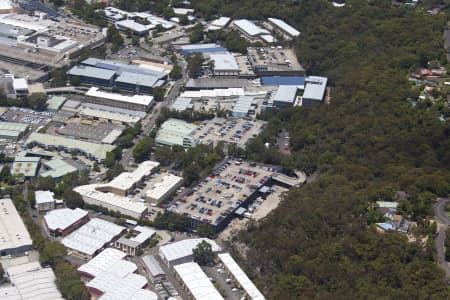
[[12, 155, 40, 177], [27, 132, 116, 161], [40, 158, 78, 178], [47, 96, 67, 111], [155, 118, 198, 147]]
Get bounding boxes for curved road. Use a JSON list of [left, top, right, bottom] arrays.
[[434, 198, 450, 279]]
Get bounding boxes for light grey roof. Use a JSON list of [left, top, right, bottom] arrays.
[[303, 76, 328, 101], [172, 97, 193, 111], [268, 18, 300, 37], [209, 52, 239, 71], [115, 72, 159, 88], [67, 66, 115, 80], [116, 237, 140, 248], [272, 85, 297, 103], [82, 58, 166, 78], [141, 255, 165, 277], [232, 96, 253, 114]]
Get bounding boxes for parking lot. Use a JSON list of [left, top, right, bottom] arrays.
[[46, 118, 125, 144], [168, 159, 274, 227], [2, 107, 53, 129], [191, 118, 266, 147]]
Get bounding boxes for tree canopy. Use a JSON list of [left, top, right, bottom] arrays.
[[186, 0, 450, 298]]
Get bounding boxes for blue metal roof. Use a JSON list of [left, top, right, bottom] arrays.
[[20, 1, 59, 18], [262, 76, 305, 86]]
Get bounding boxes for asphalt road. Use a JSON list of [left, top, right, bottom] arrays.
[[433, 198, 450, 279]]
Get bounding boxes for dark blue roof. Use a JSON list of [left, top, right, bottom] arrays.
[[20, 1, 59, 18], [262, 76, 305, 86], [181, 47, 227, 55]]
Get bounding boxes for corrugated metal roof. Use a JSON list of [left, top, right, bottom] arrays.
[[218, 253, 265, 300], [233, 19, 269, 36], [67, 66, 115, 80], [141, 255, 165, 277], [268, 18, 300, 37], [303, 76, 328, 101], [272, 85, 297, 103], [173, 262, 224, 300], [261, 76, 305, 86]]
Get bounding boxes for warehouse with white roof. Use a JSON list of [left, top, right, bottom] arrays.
[[233, 19, 272, 42], [97, 161, 160, 196], [218, 253, 265, 300], [208, 17, 231, 31], [74, 184, 149, 219], [78, 248, 157, 299], [62, 218, 126, 258], [271, 85, 298, 109], [0, 262, 63, 300], [159, 238, 221, 267], [114, 226, 156, 256], [173, 262, 224, 300], [208, 52, 240, 77], [85, 87, 154, 112], [44, 208, 89, 237], [267, 17, 300, 39], [0, 198, 33, 255], [35, 190, 55, 213], [302, 76, 328, 106], [145, 173, 183, 204]]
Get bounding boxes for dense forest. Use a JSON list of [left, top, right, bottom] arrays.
[[189, 0, 450, 298]]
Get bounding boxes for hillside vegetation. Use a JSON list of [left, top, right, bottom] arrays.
[[191, 0, 450, 298]]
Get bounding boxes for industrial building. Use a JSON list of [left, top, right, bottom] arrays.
[[218, 253, 265, 300], [74, 184, 149, 219], [78, 248, 158, 299], [26, 132, 116, 162], [0, 262, 63, 300], [44, 208, 89, 237], [159, 238, 221, 267], [247, 47, 305, 76], [173, 262, 224, 300], [85, 87, 154, 112], [261, 76, 305, 87], [267, 18, 300, 40], [0, 197, 33, 255], [115, 19, 152, 36], [11, 154, 40, 178], [302, 76, 328, 106], [46, 95, 66, 112], [186, 78, 253, 90], [145, 174, 183, 204], [114, 226, 155, 256], [179, 43, 227, 55], [232, 95, 255, 118], [35, 190, 55, 213], [0, 11, 106, 82], [232, 19, 274, 43], [67, 58, 168, 94], [40, 157, 78, 179], [67, 66, 116, 87], [208, 52, 240, 77], [0, 121, 28, 142], [141, 255, 166, 283], [270, 85, 298, 108], [97, 161, 160, 196], [155, 118, 198, 148], [207, 17, 232, 31], [62, 218, 126, 259]]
